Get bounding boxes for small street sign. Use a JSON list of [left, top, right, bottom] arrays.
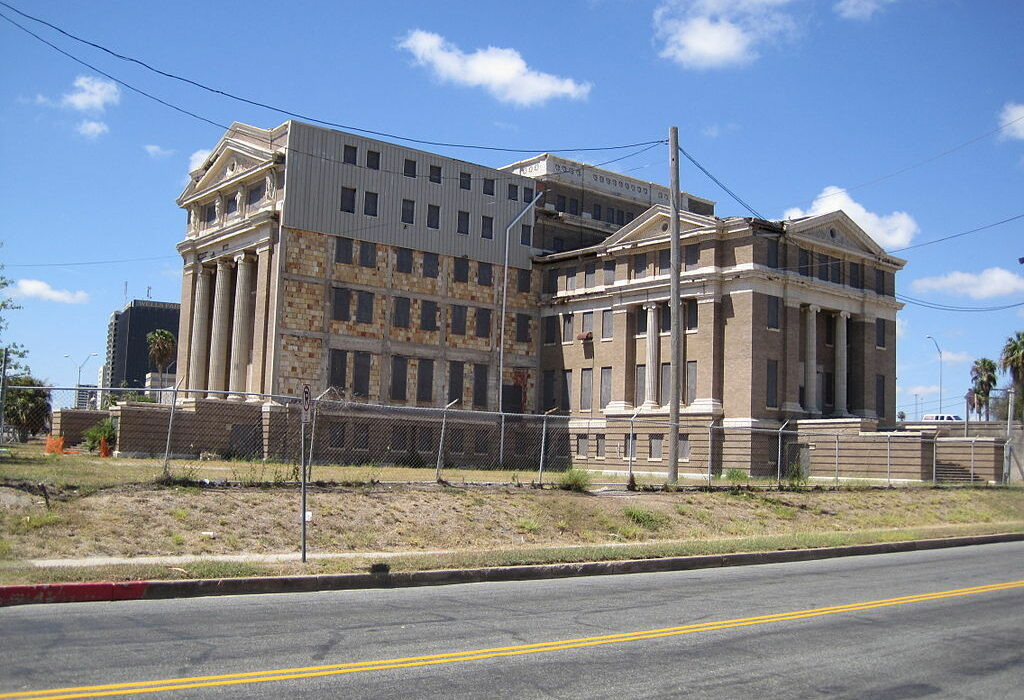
[[301, 384, 312, 424]]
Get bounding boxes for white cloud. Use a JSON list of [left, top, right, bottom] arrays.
[[834, 0, 897, 20], [702, 122, 739, 138], [144, 144, 175, 158], [653, 0, 799, 70], [61, 76, 120, 112], [189, 149, 212, 172], [998, 102, 1024, 141], [76, 120, 109, 139], [895, 317, 907, 338], [784, 186, 919, 249], [941, 350, 972, 365], [397, 30, 591, 107], [10, 279, 89, 304], [910, 267, 1024, 300], [902, 385, 939, 397]]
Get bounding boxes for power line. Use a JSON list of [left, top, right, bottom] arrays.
[[887, 212, 1024, 253], [895, 294, 1024, 313], [0, 1, 662, 155], [677, 145, 764, 219], [788, 114, 1024, 210], [4, 255, 179, 268]]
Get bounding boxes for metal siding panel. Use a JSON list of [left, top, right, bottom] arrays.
[[282, 123, 534, 268]]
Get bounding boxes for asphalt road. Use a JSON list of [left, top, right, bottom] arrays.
[[3, 542, 1022, 699]]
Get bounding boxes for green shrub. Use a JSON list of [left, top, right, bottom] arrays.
[[725, 468, 747, 483], [623, 505, 670, 530], [558, 469, 592, 492], [83, 418, 116, 452]]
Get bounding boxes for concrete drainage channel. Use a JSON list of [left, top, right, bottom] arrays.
[[2, 533, 1021, 608]]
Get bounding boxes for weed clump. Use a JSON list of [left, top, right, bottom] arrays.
[[623, 505, 670, 531], [558, 469, 592, 492]]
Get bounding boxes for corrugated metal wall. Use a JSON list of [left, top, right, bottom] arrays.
[[283, 122, 537, 268]]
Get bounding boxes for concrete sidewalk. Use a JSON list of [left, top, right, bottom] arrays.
[[3, 532, 1022, 608]]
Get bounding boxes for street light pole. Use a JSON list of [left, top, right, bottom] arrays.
[[925, 335, 942, 414], [65, 353, 98, 408], [497, 190, 544, 467]]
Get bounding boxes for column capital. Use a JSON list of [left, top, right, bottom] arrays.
[[233, 251, 255, 265], [216, 257, 233, 271], [197, 264, 214, 277], [807, 304, 820, 313], [643, 301, 659, 312], [838, 310, 850, 319]]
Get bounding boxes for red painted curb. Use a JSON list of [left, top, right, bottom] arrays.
[[0, 581, 148, 607]]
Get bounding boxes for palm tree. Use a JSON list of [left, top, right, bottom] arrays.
[[999, 332, 1024, 420], [965, 389, 977, 421], [970, 357, 998, 421], [146, 329, 177, 377]]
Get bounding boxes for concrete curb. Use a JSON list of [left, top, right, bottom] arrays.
[[3, 532, 1022, 607]]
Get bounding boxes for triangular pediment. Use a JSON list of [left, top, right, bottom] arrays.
[[600, 205, 716, 251], [178, 132, 276, 203], [785, 211, 888, 258]]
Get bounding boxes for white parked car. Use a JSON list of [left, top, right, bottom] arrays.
[[921, 414, 963, 421]]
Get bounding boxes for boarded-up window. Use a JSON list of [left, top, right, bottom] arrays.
[[391, 356, 407, 401], [402, 199, 415, 224], [481, 215, 493, 239], [543, 316, 558, 344], [448, 361, 464, 403], [560, 370, 572, 411], [520, 224, 532, 246], [421, 300, 438, 331], [660, 362, 671, 406], [685, 244, 699, 271], [767, 359, 779, 408], [633, 253, 647, 279], [686, 361, 697, 404], [767, 296, 780, 329], [635, 364, 646, 406], [604, 259, 616, 285], [404, 159, 417, 177], [457, 211, 470, 235], [650, 434, 663, 460], [580, 367, 592, 410], [542, 370, 556, 410], [392, 296, 410, 328], [454, 258, 469, 283], [429, 164, 441, 183], [335, 237, 353, 264], [451, 305, 467, 335], [363, 191, 378, 217], [562, 313, 573, 342], [600, 367, 612, 408], [478, 262, 493, 286], [460, 172, 471, 190], [517, 268, 531, 292], [475, 308, 491, 338], [355, 291, 374, 323], [340, 187, 356, 213], [601, 309, 613, 339], [473, 364, 489, 409], [396, 248, 413, 273], [483, 178, 495, 195], [422, 252, 439, 278], [584, 263, 596, 288], [516, 313, 530, 343], [366, 150, 380, 169], [332, 288, 350, 322], [576, 435, 588, 458], [686, 300, 698, 330], [417, 359, 433, 403], [353, 352, 371, 397], [876, 318, 886, 348], [426, 204, 439, 229], [359, 242, 376, 268], [329, 349, 347, 389]]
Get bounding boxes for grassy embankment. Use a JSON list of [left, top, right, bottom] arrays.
[[2, 441, 1021, 585]]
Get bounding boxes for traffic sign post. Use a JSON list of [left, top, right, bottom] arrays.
[[300, 384, 311, 563]]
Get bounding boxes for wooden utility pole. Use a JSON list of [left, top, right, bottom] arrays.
[[667, 127, 682, 482]]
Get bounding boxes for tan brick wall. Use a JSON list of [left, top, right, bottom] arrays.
[[284, 229, 327, 278], [281, 279, 325, 332], [278, 334, 324, 396]]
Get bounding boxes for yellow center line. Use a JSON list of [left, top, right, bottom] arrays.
[[5, 579, 1021, 700]]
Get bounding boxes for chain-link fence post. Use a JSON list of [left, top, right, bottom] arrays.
[[0, 348, 8, 442], [834, 434, 840, 486], [970, 437, 976, 483], [435, 399, 458, 482], [776, 419, 788, 488], [932, 437, 937, 485], [161, 378, 182, 478], [707, 423, 713, 487], [886, 433, 891, 487]]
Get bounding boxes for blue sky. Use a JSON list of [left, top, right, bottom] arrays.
[[1, 0, 1022, 418]]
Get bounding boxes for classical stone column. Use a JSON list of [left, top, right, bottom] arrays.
[[188, 266, 213, 394], [835, 311, 849, 416], [605, 307, 635, 413], [804, 304, 819, 415], [228, 253, 255, 399], [643, 303, 659, 408], [207, 258, 234, 396], [249, 245, 273, 397]]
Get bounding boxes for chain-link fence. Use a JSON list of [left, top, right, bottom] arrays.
[[4, 385, 1018, 487]]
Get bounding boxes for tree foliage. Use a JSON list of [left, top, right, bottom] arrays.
[[146, 329, 177, 375], [3, 375, 50, 442], [970, 357, 998, 421], [999, 332, 1024, 420]]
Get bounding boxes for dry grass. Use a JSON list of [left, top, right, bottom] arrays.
[[3, 439, 1023, 586]]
